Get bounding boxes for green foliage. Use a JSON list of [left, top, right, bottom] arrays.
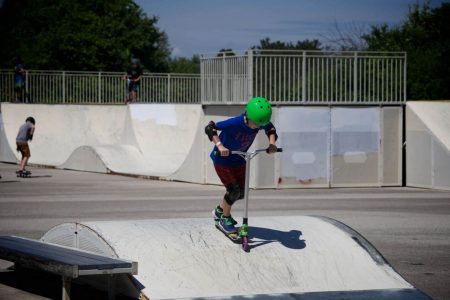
[[169, 55, 200, 74], [0, 0, 170, 72], [363, 1, 450, 99], [217, 48, 236, 57], [253, 37, 322, 51]]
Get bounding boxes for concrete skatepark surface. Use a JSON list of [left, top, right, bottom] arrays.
[[41, 216, 419, 299], [1, 164, 449, 299]]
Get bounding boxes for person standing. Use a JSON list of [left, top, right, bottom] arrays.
[[16, 117, 35, 175], [14, 58, 26, 102], [123, 58, 143, 104]]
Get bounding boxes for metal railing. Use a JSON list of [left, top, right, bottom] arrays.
[[201, 54, 250, 104], [0, 70, 200, 104], [201, 50, 407, 104], [1, 50, 406, 105]]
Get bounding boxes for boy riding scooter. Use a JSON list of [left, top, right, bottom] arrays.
[[205, 97, 279, 234]]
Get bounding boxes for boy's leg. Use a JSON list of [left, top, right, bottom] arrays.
[[20, 156, 29, 170], [131, 84, 138, 102], [213, 164, 246, 232], [220, 198, 232, 217], [17, 144, 30, 170]]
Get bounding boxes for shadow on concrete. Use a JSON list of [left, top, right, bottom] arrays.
[[248, 227, 306, 250], [21, 175, 53, 179]]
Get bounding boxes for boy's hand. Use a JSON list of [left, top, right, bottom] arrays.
[[217, 144, 230, 156], [267, 144, 278, 154]]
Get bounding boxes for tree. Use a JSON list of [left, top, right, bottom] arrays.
[[217, 48, 236, 57], [320, 20, 368, 51], [0, 0, 171, 72], [252, 37, 322, 51], [169, 55, 200, 74], [362, 1, 450, 99]]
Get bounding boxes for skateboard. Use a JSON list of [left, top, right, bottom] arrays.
[[16, 170, 31, 178]]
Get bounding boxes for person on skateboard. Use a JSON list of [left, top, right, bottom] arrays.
[[205, 97, 278, 234], [16, 117, 35, 175]]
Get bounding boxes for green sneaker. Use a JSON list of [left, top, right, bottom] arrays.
[[219, 215, 238, 233], [212, 205, 223, 222]]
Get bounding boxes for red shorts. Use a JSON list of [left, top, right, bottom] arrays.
[[214, 164, 246, 188]]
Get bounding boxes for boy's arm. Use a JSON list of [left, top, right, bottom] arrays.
[[264, 123, 278, 154], [134, 69, 143, 83], [205, 121, 229, 156], [29, 125, 35, 141]]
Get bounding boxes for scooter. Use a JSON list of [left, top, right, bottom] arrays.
[[216, 147, 282, 252]]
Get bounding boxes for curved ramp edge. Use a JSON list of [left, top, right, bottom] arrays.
[[40, 216, 429, 300], [0, 103, 127, 166], [407, 102, 450, 152], [0, 113, 18, 163], [127, 104, 204, 179], [59, 144, 171, 177], [406, 102, 450, 190]]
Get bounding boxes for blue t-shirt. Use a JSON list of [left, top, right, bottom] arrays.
[[210, 114, 274, 167]]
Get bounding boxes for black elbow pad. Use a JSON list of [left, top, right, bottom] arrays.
[[205, 121, 218, 141], [265, 128, 278, 141]]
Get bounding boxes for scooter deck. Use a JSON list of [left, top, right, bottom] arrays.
[[215, 223, 242, 244]]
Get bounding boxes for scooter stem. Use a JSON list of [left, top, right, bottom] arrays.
[[242, 152, 251, 226]]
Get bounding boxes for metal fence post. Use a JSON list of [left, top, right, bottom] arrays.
[[403, 52, 407, 101], [222, 54, 226, 103], [98, 72, 102, 104], [62, 71, 66, 103], [167, 74, 171, 103], [353, 52, 358, 102], [200, 58, 205, 103], [247, 49, 253, 102], [302, 51, 306, 103]]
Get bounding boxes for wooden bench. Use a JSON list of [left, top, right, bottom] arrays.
[[0, 235, 138, 300]]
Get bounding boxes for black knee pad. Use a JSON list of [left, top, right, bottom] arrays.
[[224, 184, 241, 205], [238, 187, 245, 200]]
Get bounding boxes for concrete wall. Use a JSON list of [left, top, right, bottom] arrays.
[[406, 102, 450, 190], [1, 103, 403, 188], [268, 106, 402, 188]]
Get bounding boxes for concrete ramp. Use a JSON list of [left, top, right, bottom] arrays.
[[0, 103, 204, 181], [407, 101, 450, 190], [40, 216, 428, 299], [0, 113, 17, 163], [60, 145, 154, 176], [0, 103, 127, 165]]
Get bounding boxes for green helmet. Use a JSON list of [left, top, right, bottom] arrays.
[[246, 97, 272, 126]]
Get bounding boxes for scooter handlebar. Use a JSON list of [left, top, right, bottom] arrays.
[[230, 147, 283, 155]]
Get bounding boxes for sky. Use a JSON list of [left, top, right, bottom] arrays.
[[135, 0, 445, 58]]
